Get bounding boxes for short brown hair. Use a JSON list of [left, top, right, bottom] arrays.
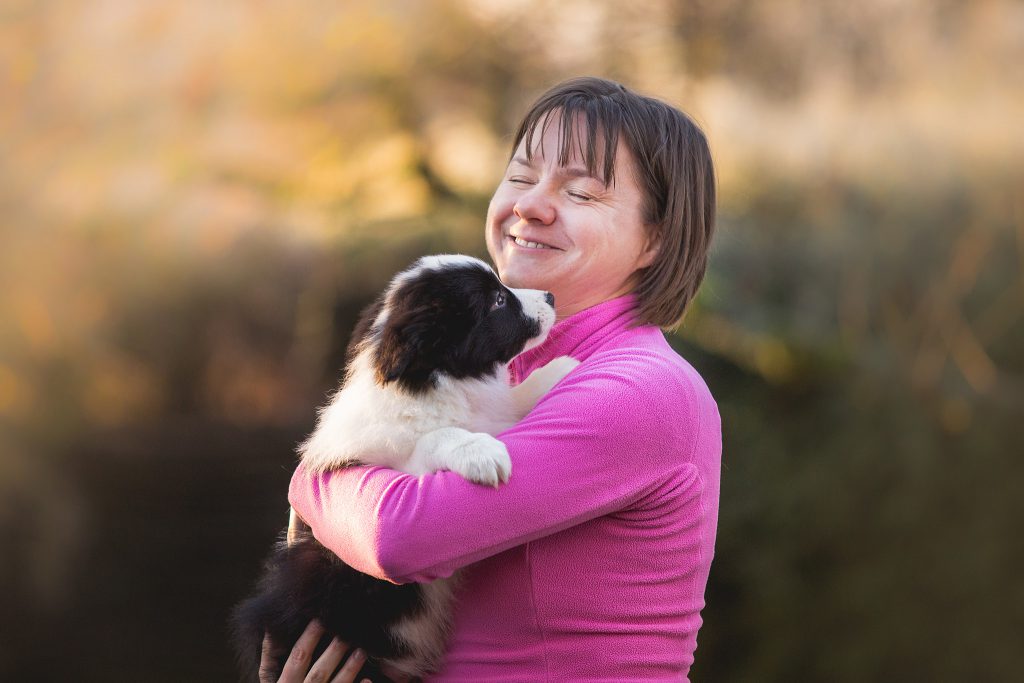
[[511, 77, 716, 329]]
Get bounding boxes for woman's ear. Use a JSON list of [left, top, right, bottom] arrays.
[[637, 227, 661, 269]]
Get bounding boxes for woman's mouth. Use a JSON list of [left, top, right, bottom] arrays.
[[510, 235, 555, 250]]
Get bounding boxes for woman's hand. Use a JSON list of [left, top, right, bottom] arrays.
[[260, 620, 370, 683]]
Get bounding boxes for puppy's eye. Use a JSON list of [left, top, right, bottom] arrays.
[[492, 291, 506, 310]]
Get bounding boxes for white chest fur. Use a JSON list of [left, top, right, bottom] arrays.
[[297, 349, 577, 482]]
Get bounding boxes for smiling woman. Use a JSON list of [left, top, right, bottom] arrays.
[[486, 121, 658, 320], [283, 77, 722, 682], [491, 78, 716, 329]]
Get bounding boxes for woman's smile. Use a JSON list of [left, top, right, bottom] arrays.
[[508, 234, 560, 250]]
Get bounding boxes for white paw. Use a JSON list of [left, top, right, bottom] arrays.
[[447, 433, 511, 487], [543, 356, 580, 383]]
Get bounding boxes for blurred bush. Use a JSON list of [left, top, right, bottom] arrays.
[[1, 0, 1021, 680]]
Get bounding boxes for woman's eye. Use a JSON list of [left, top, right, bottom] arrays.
[[492, 292, 506, 310], [568, 190, 592, 201]]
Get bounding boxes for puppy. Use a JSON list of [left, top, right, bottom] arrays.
[[232, 255, 577, 681]]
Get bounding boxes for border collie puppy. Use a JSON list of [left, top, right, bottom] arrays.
[[232, 254, 577, 681]]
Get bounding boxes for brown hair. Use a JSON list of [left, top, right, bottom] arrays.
[[511, 77, 716, 329]]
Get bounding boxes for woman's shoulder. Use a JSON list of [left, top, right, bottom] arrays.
[[578, 327, 715, 409], [544, 334, 715, 455], [545, 332, 717, 466]]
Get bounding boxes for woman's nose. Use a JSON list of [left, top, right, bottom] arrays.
[[513, 185, 555, 225]]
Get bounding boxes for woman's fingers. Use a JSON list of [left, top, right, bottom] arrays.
[[327, 642, 366, 683], [305, 637, 362, 683], [259, 633, 281, 683], [277, 620, 326, 682], [261, 620, 369, 683], [302, 636, 347, 682]]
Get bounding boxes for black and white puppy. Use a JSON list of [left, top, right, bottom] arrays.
[[232, 254, 577, 681]]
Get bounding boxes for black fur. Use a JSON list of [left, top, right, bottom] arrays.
[[231, 527, 419, 682], [231, 257, 550, 681], [373, 261, 540, 394]]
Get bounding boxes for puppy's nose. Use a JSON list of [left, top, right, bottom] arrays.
[[544, 292, 555, 307]]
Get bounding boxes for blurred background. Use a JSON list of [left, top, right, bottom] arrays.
[[1, 0, 1022, 680]]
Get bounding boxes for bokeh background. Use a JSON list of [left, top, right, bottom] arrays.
[[2, 0, 1022, 680]]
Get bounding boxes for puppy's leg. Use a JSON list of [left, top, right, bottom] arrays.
[[408, 427, 511, 487], [510, 355, 580, 419]]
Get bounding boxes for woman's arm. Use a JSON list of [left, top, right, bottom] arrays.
[[289, 351, 710, 584]]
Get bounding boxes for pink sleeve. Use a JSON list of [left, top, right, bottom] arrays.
[[288, 352, 703, 584]]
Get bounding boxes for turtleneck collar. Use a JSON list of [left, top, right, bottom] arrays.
[[509, 294, 642, 384]]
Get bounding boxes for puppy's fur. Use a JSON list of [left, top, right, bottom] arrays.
[[231, 255, 577, 681]]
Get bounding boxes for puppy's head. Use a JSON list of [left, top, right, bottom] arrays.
[[356, 255, 555, 394]]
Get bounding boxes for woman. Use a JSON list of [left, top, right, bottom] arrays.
[[275, 76, 720, 682]]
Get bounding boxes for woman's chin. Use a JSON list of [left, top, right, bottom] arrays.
[[498, 266, 554, 292]]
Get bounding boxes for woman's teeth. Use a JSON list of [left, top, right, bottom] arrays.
[[513, 236, 552, 249]]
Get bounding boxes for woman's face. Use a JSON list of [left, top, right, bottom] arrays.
[[485, 116, 658, 320]]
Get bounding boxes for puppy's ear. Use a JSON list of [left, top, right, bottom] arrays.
[[345, 297, 385, 367], [375, 322, 418, 385], [373, 307, 438, 391]]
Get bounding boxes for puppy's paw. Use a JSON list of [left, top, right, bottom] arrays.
[[525, 355, 580, 394], [541, 356, 580, 384], [447, 433, 511, 487], [409, 428, 511, 486]]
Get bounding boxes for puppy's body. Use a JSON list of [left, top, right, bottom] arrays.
[[300, 350, 530, 481], [232, 255, 576, 680]]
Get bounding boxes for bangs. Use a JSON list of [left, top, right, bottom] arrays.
[[514, 95, 625, 186]]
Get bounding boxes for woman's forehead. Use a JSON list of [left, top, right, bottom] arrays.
[[518, 111, 622, 183]]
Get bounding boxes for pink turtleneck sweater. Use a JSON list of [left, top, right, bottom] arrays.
[[288, 295, 722, 682]]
